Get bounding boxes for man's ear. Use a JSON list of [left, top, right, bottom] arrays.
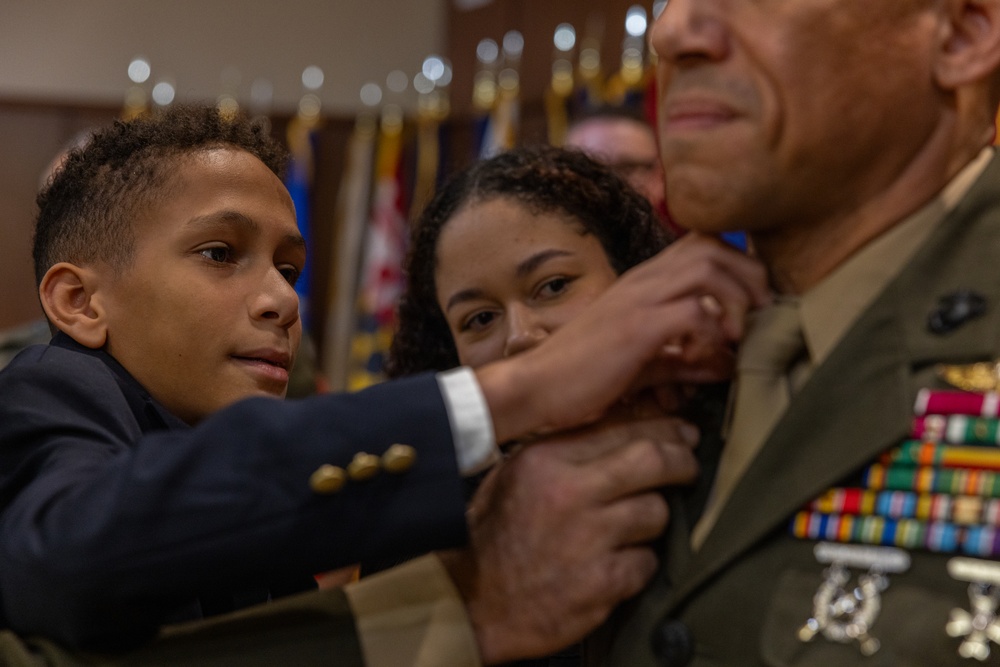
[[38, 262, 109, 349], [934, 0, 1000, 89]]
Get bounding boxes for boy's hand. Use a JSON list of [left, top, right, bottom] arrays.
[[440, 416, 699, 664]]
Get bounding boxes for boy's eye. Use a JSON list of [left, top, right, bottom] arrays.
[[198, 245, 232, 263], [279, 265, 301, 287]]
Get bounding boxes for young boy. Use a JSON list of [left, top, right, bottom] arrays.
[[0, 105, 764, 664], [1, 106, 471, 649]]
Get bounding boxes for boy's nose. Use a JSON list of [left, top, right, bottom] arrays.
[[252, 269, 300, 329]]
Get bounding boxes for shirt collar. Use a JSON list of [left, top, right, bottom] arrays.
[[798, 146, 995, 367]]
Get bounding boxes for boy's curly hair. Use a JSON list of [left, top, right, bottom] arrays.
[[33, 105, 287, 285], [386, 144, 671, 378]]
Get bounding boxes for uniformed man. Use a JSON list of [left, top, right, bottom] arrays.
[[587, 0, 1000, 665]]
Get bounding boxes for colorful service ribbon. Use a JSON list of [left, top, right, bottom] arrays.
[[791, 387, 1000, 557], [862, 463, 1000, 498], [912, 414, 1000, 445], [791, 511, 1000, 558], [883, 441, 1000, 471], [914, 389, 1000, 418], [809, 488, 1000, 526]]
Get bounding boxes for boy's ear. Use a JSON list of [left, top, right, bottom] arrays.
[[38, 262, 109, 349], [934, 0, 1000, 90]]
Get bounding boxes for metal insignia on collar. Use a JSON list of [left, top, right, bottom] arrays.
[[797, 542, 911, 656], [928, 290, 987, 335], [937, 361, 1000, 393], [946, 557, 1000, 661]]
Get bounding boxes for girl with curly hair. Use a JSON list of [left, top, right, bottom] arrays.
[[387, 144, 673, 378]]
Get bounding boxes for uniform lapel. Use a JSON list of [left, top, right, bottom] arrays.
[[668, 155, 1000, 609], [671, 288, 913, 605]]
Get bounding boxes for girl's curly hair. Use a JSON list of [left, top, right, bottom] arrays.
[[386, 144, 671, 377]]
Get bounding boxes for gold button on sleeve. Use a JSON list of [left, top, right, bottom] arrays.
[[381, 444, 417, 473], [310, 464, 346, 494], [348, 452, 381, 481]]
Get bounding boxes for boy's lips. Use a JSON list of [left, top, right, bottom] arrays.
[[232, 349, 290, 369], [231, 349, 292, 387]]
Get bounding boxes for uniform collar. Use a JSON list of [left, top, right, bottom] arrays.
[[800, 147, 995, 370]]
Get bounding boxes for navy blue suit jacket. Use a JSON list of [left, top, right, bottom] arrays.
[[0, 333, 468, 648]]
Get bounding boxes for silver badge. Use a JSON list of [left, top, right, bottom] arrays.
[[947, 557, 1000, 661], [798, 542, 911, 656]]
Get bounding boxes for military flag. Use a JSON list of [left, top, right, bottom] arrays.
[[321, 112, 378, 390], [345, 107, 408, 391], [285, 114, 318, 328]]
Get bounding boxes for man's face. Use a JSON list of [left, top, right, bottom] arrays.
[[100, 148, 305, 424], [565, 118, 667, 212], [649, 0, 940, 235]]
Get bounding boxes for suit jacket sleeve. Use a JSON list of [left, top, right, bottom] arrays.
[[0, 344, 469, 648]]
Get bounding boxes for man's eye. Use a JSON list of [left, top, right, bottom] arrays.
[[199, 246, 232, 263]]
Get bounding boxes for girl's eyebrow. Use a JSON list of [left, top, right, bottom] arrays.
[[445, 287, 488, 313], [444, 249, 574, 313], [515, 249, 573, 278]]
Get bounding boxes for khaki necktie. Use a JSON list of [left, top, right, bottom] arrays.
[[691, 299, 806, 549]]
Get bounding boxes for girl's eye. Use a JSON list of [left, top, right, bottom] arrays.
[[199, 246, 232, 263], [279, 266, 301, 287], [538, 277, 571, 298], [462, 310, 497, 332]]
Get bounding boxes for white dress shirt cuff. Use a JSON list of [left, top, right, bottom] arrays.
[[436, 367, 500, 476]]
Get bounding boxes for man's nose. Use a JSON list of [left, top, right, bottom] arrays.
[[650, 0, 729, 65]]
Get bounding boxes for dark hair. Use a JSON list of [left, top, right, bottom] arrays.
[[386, 144, 671, 377], [33, 105, 287, 285]]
